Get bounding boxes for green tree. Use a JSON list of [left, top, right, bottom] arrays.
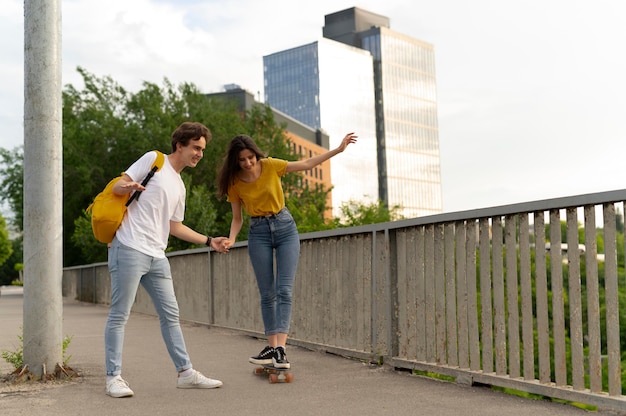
[[2, 68, 385, 266], [70, 212, 105, 264], [63, 68, 334, 262], [0, 214, 13, 267], [617, 208, 624, 234], [64, 68, 251, 264], [287, 185, 335, 234], [0, 237, 21, 286], [333, 199, 404, 228], [0, 147, 24, 229], [167, 177, 219, 253]]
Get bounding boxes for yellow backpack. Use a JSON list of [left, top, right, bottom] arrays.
[[87, 150, 165, 244]]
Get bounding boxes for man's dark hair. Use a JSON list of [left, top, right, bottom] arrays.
[[171, 122, 211, 152]]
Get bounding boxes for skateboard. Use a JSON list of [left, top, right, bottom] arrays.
[[253, 364, 294, 383]]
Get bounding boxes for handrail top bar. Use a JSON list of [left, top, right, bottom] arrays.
[[67, 188, 626, 259], [300, 188, 626, 241]]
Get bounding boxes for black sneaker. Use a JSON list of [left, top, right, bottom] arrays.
[[273, 346, 290, 369], [249, 346, 275, 365]]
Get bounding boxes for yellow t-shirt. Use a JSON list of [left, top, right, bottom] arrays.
[[227, 157, 288, 217]]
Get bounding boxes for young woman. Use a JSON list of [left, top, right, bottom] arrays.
[[217, 132, 357, 368]]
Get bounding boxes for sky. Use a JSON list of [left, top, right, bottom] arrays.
[[1, 0, 625, 215]]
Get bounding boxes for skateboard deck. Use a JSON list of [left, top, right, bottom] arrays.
[[252, 364, 294, 383]]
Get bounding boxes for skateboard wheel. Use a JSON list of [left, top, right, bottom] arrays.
[[285, 372, 294, 383], [254, 367, 265, 375], [269, 373, 279, 383]]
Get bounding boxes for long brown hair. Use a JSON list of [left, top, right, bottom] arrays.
[[217, 134, 266, 198]]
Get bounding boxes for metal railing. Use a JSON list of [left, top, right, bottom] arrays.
[[63, 189, 626, 411]]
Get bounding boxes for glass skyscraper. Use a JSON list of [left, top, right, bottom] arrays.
[[264, 7, 442, 218], [265, 38, 379, 214]]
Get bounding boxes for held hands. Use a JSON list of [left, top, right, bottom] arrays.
[[210, 237, 230, 253], [209, 237, 235, 253], [336, 132, 357, 153], [222, 239, 235, 251]]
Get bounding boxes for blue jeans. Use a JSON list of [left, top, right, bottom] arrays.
[[248, 208, 300, 336], [104, 238, 191, 376]]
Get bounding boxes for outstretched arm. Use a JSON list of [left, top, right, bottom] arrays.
[[169, 221, 228, 252], [286, 132, 357, 173]]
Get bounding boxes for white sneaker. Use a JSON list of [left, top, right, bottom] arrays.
[[106, 375, 134, 398], [177, 369, 223, 389]]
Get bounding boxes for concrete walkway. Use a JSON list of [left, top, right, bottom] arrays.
[[0, 286, 617, 416]]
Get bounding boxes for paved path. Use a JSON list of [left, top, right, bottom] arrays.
[[0, 286, 617, 416]]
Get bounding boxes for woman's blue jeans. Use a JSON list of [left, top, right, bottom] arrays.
[[104, 238, 191, 376], [248, 208, 300, 336]]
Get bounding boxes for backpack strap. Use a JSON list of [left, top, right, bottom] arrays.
[[152, 150, 165, 172], [125, 150, 165, 207]]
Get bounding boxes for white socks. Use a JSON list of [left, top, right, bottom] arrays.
[[179, 368, 194, 378]]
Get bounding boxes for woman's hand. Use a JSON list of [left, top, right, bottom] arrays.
[[286, 132, 358, 173], [222, 238, 235, 251], [336, 132, 357, 153], [210, 237, 230, 253]]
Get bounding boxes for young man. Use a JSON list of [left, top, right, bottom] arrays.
[[104, 122, 228, 398]]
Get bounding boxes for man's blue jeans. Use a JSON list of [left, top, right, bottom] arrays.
[[104, 238, 191, 376], [248, 208, 300, 336]]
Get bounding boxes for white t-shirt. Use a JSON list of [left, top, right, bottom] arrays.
[[115, 151, 186, 258]]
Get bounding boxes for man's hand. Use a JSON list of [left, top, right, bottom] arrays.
[[119, 181, 146, 191], [211, 237, 230, 253]]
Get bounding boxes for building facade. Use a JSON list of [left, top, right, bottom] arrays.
[[264, 39, 379, 216], [264, 7, 443, 218], [206, 86, 334, 218]]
